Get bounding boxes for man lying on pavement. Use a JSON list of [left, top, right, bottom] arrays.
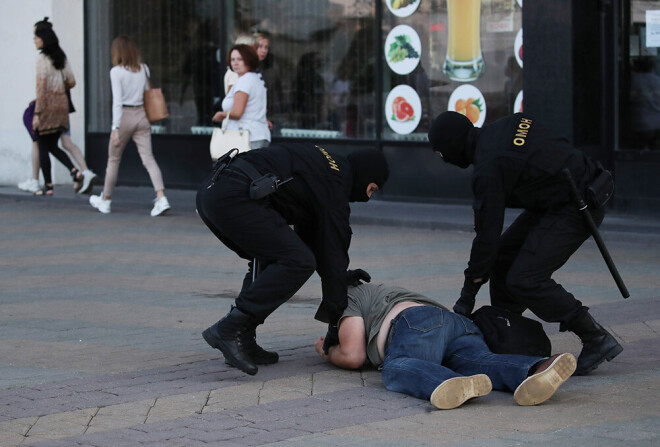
[[314, 278, 576, 410]]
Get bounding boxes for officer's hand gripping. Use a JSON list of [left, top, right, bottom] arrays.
[[453, 277, 482, 317], [322, 324, 339, 354], [346, 269, 371, 287]]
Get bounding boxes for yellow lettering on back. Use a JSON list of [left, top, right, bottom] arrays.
[[512, 117, 532, 147], [316, 145, 340, 171]]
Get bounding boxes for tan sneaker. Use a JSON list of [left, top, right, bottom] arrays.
[[514, 353, 576, 406], [430, 374, 492, 410]]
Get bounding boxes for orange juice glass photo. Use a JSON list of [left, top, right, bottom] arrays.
[[443, 0, 485, 82]]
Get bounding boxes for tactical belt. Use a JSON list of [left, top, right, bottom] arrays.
[[209, 151, 292, 200]]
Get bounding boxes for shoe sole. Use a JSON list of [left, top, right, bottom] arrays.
[[225, 350, 279, 367], [202, 329, 258, 376], [78, 175, 96, 195], [514, 353, 576, 406], [574, 343, 623, 376], [151, 206, 171, 217], [91, 204, 110, 214], [430, 374, 492, 410]]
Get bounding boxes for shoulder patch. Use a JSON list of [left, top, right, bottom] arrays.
[[510, 117, 533, 153]]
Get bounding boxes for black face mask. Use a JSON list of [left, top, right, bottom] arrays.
[[346, 149, 389, 202], [428, 112, 475, 169]]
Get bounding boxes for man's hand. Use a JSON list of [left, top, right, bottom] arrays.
[[322, 324, 339, 354], [453, 277, 483, 317], [346, 269, 371, 287]]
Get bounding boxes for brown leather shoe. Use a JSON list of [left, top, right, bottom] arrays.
[[514, 353, 576, 406]]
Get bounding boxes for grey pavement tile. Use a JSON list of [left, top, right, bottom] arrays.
[[1, 197, 660, 446]]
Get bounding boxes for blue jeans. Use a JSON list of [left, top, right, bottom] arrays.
[[382, 306, 544, 401]]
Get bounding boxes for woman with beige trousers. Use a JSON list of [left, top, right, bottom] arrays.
[[89, 35, 170, 216]]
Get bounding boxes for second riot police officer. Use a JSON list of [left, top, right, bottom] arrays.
[[196, 143, 389, 375], [427, 111, 622, 376]]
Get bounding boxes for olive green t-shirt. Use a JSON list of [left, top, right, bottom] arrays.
[[340, 283, 449, 367]]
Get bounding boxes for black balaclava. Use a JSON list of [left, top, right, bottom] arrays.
[[346, 149, 389, 202], [427, 111, 477, 169]]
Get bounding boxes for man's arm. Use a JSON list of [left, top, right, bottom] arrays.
[[314, 316, 366, 369]]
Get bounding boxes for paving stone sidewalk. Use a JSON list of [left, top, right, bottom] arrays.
[[0, 188, 658, 446]]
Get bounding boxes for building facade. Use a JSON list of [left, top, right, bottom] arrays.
[[2, 1, 658, 213]]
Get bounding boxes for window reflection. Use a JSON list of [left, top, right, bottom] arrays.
[[235, 1, 377, 139], [86, 0, 522, 140], [621, 0, 660, 151]]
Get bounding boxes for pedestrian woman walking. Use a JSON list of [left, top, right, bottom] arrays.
[[32, 17, 94, 196], [89, 35, 170, 216]]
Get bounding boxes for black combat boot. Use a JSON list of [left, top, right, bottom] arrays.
[[225, 323, 279, 367], [570, 312, 623, 376], [202, 306, 258, 375]]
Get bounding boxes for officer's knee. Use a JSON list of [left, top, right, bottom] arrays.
[[282, 249, 316, 276], [505, 273, 538, 298]]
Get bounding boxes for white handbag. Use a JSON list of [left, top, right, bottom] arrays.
[[210, 111, 251, 161]]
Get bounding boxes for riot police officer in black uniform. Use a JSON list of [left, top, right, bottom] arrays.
[[196, 143, 389, 375], [427, 111, 623, 376]]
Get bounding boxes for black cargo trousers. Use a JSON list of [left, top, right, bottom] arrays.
[[196, 167, 316, 324], [489, 204, 605, 331]]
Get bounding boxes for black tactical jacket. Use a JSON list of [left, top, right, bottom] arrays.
[[240, 143, 354, 325], [466, 113, 599, 281]]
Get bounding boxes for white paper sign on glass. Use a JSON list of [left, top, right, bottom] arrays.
[[385, 25, 422, 75], [385, 84, 422, 135], [448, 84, 487, 128], [646, 10, 660, 47], [386, 0, 421, 18]]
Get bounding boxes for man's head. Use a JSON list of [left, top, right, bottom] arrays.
[[427, 112, 475, 169], [346, 149, 389, 202]]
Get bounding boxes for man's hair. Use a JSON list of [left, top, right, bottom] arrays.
[[228, 44, 259, 72]]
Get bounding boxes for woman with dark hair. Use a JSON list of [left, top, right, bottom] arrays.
[[212, 44, 270, 149], [32, 17, 93, 195], [88, 35, 170, 216]]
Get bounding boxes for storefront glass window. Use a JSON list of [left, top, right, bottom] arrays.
[[86, 0, 224, 135], [231, 0, 377, 139], [381, 0, 522, 142], [620, 0, 660, 151], [86, 0, 522, 140]]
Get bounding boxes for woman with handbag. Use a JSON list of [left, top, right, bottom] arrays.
[[31, 18, 93, 196], [89, 35, 170, 216], [212, 44, 270, 150]]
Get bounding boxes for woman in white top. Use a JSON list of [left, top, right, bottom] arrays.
[[89, 35, 170, 216], [213, 44, 270, 149]]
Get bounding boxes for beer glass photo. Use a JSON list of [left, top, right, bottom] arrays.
[[443, 0, 485, 82]]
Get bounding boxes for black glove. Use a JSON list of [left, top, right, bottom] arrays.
[[346, 269, 371, 287], [322, 324, 339, 354], [452, 277, 483, 317]]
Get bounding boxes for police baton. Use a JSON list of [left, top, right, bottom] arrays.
[[562, 168, 630, 299]]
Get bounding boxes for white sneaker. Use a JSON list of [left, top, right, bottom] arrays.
[[78, 171, 97, 195], [89, 194, 111, 214], [18, 178, 40, 193], [150, 196, 171, 217]]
